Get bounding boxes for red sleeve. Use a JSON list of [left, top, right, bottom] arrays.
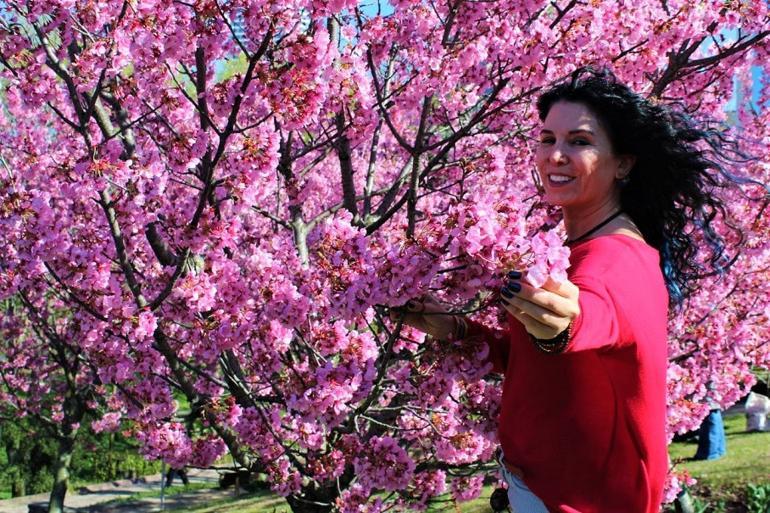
[[464, 318, 512, 374], [567, 273, 625, 353]]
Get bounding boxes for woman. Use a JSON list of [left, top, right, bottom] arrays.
[[397, 69, 741, 512]]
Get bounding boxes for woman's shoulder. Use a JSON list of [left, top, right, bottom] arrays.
[[568, 233, 660, 275], [570, 232, 657, 253]]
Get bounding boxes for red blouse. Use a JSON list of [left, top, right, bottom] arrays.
[[469, 234, 669, 513]]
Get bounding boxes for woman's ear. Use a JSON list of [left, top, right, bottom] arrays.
[[616, 155, 636, 180]]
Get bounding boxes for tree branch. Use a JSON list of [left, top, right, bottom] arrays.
[[252, 206, 291, 229], [43, 262, 109, 322], [365, 191, 409, 235], [149, 248, 190, 311], [334, 111, 359, 220], [407, 96, 432, 237], [190, 23, 274, 229], [549, 0, 580, 29], [366, 48, 414, 153], [98, 190, 147, 308]]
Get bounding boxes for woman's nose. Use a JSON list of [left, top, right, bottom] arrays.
[[549, 145, 568, 165]]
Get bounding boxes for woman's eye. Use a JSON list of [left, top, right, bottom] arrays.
[[539, 138, 555, 145], [571, 139, 590, 146]]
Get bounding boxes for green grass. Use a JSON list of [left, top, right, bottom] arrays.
[[170, 487, 497, 513], [103, 482, 213, 504], [61, 412, 766, 513], [170, 415, 769, 512], [669, 414, 770, 492], [151, 490, 289, 513], [431, 488, 495, 513], [667, 413, 770, 509]]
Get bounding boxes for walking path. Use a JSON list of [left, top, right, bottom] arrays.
[[0, 469, 249, 513]]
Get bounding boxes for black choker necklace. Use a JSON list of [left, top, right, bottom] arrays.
[[566, 210, 624, 244]]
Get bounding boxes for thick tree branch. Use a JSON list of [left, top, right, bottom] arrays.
[[100, 90, 138, 159], [365, 191, 409, 235], [98, 190, 147, 308], [549, 0, 581, 29], [149, 248, 190, 310], [152, 328, 258, 470], [686, 31, 770, 70], [366, 48, 414, 153], [190, 24, 274, 229], [145, 222, 180, 267], [407, 96, 432, 238], [334, 111, 359, 220], [195, 46, 211, 132], [363, 55, 394, 219]]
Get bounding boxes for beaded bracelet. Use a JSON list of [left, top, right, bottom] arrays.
[[529, 322, 572, 354]]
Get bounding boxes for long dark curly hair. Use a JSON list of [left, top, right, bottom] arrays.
[[536, 68, 749, 308]]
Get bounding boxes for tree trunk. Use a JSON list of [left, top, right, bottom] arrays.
[[47, 435, 74, 513], [11, 477, 25, 498], [5, 442, 26, 497]]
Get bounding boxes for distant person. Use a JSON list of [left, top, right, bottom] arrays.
[[694, 410, 727, 460], [165, 466, 189, 486], [694, 386, 726, 460]]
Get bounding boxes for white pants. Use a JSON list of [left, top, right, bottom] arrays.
[[498, 452, 549, 513]]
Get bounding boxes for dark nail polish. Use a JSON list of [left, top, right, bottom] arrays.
[[500, 287, 514, 299], [507, 282, 521, 293], [507, 270, 522, 280]]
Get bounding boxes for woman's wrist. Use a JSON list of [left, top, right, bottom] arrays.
[[529, 321, 572, 353], [452, 315, 468, 340]]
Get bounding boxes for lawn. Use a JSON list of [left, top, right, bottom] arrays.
[[666, 413, 770, 511], [144, 487, 497, 513], [24, 412, 763, 513], [172, 412, 767, 512]]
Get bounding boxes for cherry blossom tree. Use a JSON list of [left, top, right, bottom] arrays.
[[1, 1, 769, 511], [0, 296, 108, 512]]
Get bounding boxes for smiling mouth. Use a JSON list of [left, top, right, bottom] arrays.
[[548, 174, 575, 185]]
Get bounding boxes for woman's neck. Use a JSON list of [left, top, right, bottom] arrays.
[[562, 200, 622, 241]]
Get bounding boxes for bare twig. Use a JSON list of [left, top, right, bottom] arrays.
[[43, 263, 109, 322]]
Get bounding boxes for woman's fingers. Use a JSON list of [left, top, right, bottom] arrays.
[[541, 276, 579, 299], [505, 280, 579, 319], [500, 273, 579, 339], [501, 293, 568, 327], [417, 294, 450, 315], [389, 296, 456, 340], [394, 310, 430, 333], [500, 301, 559, 339]]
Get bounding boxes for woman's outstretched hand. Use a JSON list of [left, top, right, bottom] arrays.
[[389, 295, 462, 341], [499, 273, 580, 340]]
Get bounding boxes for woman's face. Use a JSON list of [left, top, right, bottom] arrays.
[[535, 101, 632, 213]]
